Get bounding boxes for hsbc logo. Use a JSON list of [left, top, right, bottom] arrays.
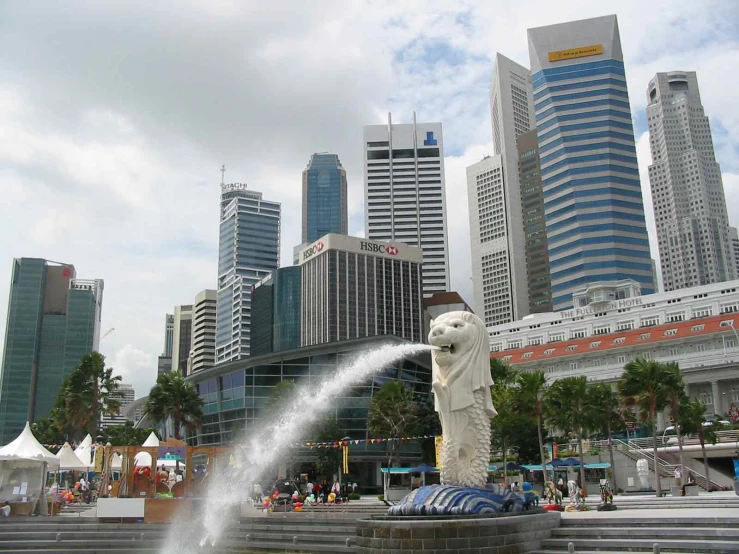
[[360, 242, 399, 256], [302, 241, 324, 261]]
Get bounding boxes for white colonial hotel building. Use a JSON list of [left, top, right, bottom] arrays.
[[489, 279, 739, 423]]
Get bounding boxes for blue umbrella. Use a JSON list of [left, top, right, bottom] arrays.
[[564, 457, 581, 466], [505, 461, 525, 471], [410, 464, 439, 473], [549, 458, 569, 467]]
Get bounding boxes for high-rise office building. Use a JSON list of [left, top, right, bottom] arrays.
[[100, 382, 135, 429], [490, 53, 536, 319], [363, 113, 450, 297], [216, 182, 280, 362], [518, 129, 553, 313], [0, 259, 103, 443], [251, 266, 302, 356], [189, 289, 217, 374], [302, 153, 348, 244], [299, 234, 423, 346], [646, 71, 736, 290], [467, 155, 516, 326], [730, 228, 739, 279], [163, 314, 174, 357], [528, 14, 655, 310], [171, 304, 192, 375]]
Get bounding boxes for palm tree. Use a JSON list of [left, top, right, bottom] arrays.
[[618, 358, 670, 497], [545, 376, 592, 487], [145, 370, 204, 440], [680, 399, 717, 490], [664, 363, 688, 477], [490, 370, 520, 487], [53, 352, 122, 441], [515, 371, 550, 482], [587, 383, 623, 492]]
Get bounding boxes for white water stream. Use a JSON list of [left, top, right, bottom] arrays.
[[160, 342, 432, 553]]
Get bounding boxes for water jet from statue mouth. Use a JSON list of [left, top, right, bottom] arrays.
[[438, 344, 455, 353]]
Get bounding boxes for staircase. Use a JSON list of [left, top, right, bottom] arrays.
[[531, 516, 739, 553], [612, 438, 721, 492]]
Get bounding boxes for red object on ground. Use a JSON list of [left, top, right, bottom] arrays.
[[542, 504, 564, 512]]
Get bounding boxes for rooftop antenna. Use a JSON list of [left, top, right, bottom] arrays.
[[220, 164, 226, 185]]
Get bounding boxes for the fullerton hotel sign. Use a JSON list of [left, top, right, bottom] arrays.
[[560, 297, 644, 319]]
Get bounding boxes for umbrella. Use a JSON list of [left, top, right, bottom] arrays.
[[563, 457, 581, 466], [504, 461, 525, 471], [409, 464, 439, 473], [549, 458, 569, 467]]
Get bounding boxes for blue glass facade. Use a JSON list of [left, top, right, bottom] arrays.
[[216, 190, 280, 363], [302, 153, 347, 244], [529, 22, 655, 311], [0, 259, 102, 443]]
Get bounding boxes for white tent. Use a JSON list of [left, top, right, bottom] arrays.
[[0, 422, 60, 470], [55, 442, 89, 472], [142, 432, 159, 447], [74, 434, 93, 467], [134, 433, 160, 467]]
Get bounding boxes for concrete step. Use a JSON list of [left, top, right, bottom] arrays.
[[541, 537, 739, 553], [551, 527, 739, 540], [560, 517, 739, 527], [241, 531, 353, 544], [238, 540, 352, 553]]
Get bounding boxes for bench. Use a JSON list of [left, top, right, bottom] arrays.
[[684, 483, 699, 496]]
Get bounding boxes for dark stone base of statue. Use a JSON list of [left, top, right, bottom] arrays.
[[387, 484, 528, 516], [597, 503, 617, 511]]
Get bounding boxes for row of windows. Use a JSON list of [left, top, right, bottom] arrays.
[[537, 97, 631, 122], [544, 174, 642, 201], [550, 260, 654, 282], [547, 198, 646, 223], [544, 182, 643, 211], [538, 129, 636, 155], [550, 247, 651, 269], [532, 60, 625, 90], [534, 87, 629, 111], [533, 77, 628, 101], [540, 140, 636, 166], [543, 163, 640, 189], [539, 108, 633, 132], [547, 234, 650, 257], [547, 210, 648, 234], [538, 119, 634, 143]]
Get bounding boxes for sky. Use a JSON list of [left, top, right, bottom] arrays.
[[0, 1, 737, 399]]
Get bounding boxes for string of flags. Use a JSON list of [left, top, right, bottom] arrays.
[[289, 435, 438, 449]]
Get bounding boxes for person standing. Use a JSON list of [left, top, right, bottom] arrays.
[[322, 479, 329, 504], [306, 480, 313, 499], [79, 476, 89, 504]]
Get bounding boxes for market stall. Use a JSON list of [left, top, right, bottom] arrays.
[[0, 422, 60, 516]]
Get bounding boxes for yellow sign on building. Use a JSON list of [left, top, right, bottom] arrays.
[[434, 435, 443, 470], [548, 44, 604, 63]]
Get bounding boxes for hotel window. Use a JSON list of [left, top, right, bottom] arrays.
[[549, 333, 565, 343], [509, 340, 523, 349], [522, 352, 533, 359], [502, 355, 512, 362], [732, 389, 739, 403], [491, 344, 502, 353], [570, 362, 578, 370], [565, 345, 577, 352], [613, 337, 626, 344], [691, 324, 705, 332], [726, 339, 736, 349], [666, 312, 684, 323], [641, 316, 659, 328], [719, 320, 735, 328], [529, 337, 543, 346], [617, 355, 626, 364], [669, 348, 679, 357], [643, 352, 653, 360], [547, 366, 555, 374], [695, 344, 705, 353], [572, 329, 587, 339], [699, 391, 713, 406], [593, 359, 601, 368], [593, 326, 611, 336], [637, 333, 651, 341], [617, 321, 634, 331], [692, 307, 712, 318], [663, 329, 678, 336], [543, 348, 555, 355], [589, 341, 601, 349], [721, 303, 739, 314]]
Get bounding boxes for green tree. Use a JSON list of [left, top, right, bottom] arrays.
[[144, 370, 204, 440], [416, 397, 442, 465], [514, 371, 550, 482], [367, 381, 420, 471], [52, 352, 122, 442], [103, 421, 161, 446], [664, 363, 688, 476], [490, 358, 516, 384], [31, 417, 65, 446], [313, 417, 345, 478], [680, 399, 719, 490], [490, 380, 518, 486], [545, 376, 592, 487], [588, 383, 624, 490], [265, 380, 296, 419], [618, 358, 671, 497]]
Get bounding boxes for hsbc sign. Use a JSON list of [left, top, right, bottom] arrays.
[[360, 242, 399, 256], [302, 241, 325, 261]]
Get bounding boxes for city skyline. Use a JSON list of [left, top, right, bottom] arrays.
[[0, 2, 737, 398]]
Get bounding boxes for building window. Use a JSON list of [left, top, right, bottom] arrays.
[[547, 366, 555, 374], [719, 320, 735, 328], [669, 348, 679, 357], [509, 340, 523, 350], [543, 348, 555, 355], [638, 333, 651, 341], [589, 341, 601, 348], [666, 312, 684, 323], [491, 344, 502, 353], [549, 333, 565, 342], [695, 344, 705, 353], [664, 329, 678, 336], [593, 326, 611, 336], [617, 321, 634, 331], [721, 303, 739, 314], [726, 339, 736, 349], [641, 317, 659, 328], [522, 352, 533, 359], [572, 329, 586, 339], [565, 345, 578, 352], [613, 337, 626, 344], [692, 307, 712, 318], [502, 355, 512, 362], [643, 352, 653, 360], [731, 389, 739, 403], [570, 362, 578, 370], [593, 359, 601, 368], [691, 324, 705, 332], [617, 355, 626, 364], [529, 337, 543, 346], [699, 391, 713, 407]]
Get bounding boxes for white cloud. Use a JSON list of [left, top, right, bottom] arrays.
[[0, 1, 736, 400]]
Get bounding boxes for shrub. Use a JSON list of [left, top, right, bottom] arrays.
[[348, 493, 361, 500], [378, 494, 384, 501]]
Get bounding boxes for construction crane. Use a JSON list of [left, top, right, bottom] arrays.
[[101, 328, 115, 341]]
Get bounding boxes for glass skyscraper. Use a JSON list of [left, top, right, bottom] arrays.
[[216, 184, 280, 363], [250, 266, 302, 357], [528, 15, 655, 310], [0, 259, 103, 443], [302, 153, 348, 244]]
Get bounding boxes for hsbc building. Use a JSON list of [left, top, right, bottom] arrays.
[[299, 233, 424, 346]]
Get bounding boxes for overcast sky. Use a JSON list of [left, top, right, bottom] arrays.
[[1, 1, 737, 399]]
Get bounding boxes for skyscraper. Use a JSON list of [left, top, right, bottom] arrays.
[[0, 259, 103, 443], [190, 289, 217, 374], [363, 113, 450, 297], [302, 153, 348, 244], [489, 53, 537, 319], [528, 14, 655, 310], [517, 129, 553, 313], [100, 382, 135, 429], [251, 266, 302, 356], [163, 314, 174, 357], [730, 227, 739, 279], [300, 234, 423, 346], [216, 181, 280, 362], [467, 155, 516, 326], [171, 304, 192, 375], [646, 71, 736, 290]]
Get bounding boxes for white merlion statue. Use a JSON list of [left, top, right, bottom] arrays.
[[429, 311, 496, 488]]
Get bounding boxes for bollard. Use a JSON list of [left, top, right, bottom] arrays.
[[568, 542, 575, 553], [140, 533, 145, 541], [293, 536, 299, 544], [245, 534, 251, 543], [346, 538, 353, 547], [56, 533, 62, 542], [653, 543, 660, 554]]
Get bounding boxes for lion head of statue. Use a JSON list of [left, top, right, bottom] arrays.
[[428, 311, 496, 417]]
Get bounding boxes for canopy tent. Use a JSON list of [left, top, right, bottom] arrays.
[[503, 461, 526, 471], [563, 457, 581, 466], [380, 468, 413, 474], [134, 433, 161, 467], [74, 434, 93, 467], [487, 465, 498, 472], [548, 458, 570, 467], [409, 464, 438, 473], [523, 462, 610, 471], [142, 432, 160, 447], [0, 422, 60, 470], [55, 443, 89, 472]]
